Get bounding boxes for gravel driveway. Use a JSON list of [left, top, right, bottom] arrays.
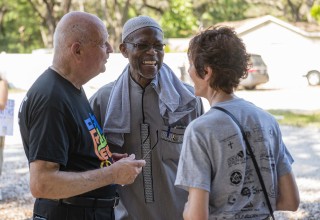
[[0, 125, 319, 220], [0, 88, 319, 220]]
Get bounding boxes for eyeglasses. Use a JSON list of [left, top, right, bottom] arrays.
[[124, 42, 166, 51], [141, 130, 159, 160]]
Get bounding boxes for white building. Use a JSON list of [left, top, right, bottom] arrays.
[[168, 15, 320, 88]]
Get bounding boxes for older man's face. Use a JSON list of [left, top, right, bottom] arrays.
[[122, 27, 164, 86]]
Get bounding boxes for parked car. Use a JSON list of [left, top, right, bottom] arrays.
[[240, 54, 269, 90], [303, 70, 320, 86]]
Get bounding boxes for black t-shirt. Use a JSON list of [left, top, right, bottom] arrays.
[[18, 68, 115, 198]]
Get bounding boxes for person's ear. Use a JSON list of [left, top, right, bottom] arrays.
[[204, 66, 213, 81], [119, 43, 128, 58], [71, 42, 82, 58]]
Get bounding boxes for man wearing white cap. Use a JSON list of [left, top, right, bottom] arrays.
[[90, 15, 204, 219]]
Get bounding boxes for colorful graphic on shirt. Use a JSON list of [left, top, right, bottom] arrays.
[[84, 113, 113, 167]]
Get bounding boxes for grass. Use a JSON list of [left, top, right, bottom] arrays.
[[8, 87, 26, 93], [267, 109, 320, 128]]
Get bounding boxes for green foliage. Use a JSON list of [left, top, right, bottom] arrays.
[[0, 0, 44, 53], [195, 0, 249, 27], [0, 0, 319, 53], [268, 110, 320, 127], [311, 4, 320, 23], [160, 0, 198, 38]]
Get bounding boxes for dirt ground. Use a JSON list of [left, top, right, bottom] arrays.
[[1, 125, 319, 220]]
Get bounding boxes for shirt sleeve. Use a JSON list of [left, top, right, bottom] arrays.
[[277, 139, 294, 177], [175, 121, 212, 192], [29, 105, 70, 166], [276, 125, 294, 177]]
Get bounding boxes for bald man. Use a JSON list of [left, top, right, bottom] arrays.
[[18, 11, 145, 220]]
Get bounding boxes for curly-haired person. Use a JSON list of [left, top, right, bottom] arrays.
[[175, 26, 299, 220]]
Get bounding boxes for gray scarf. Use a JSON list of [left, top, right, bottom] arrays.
[[103, 63, 196, 146]]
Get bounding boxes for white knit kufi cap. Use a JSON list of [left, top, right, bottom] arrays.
[[122, 15, 163, 42]]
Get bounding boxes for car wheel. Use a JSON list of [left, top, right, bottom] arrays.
[[306, 71, 320, 86], [243, 85, 256, 90]]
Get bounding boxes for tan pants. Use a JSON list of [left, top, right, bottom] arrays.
[[0, 136, 5, 176]]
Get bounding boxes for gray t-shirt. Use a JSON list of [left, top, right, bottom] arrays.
[[175, 98, 293, 219]]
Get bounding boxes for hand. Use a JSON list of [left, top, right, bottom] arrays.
[[112, 153, 128, 162], [111, 154, 146, 185]]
